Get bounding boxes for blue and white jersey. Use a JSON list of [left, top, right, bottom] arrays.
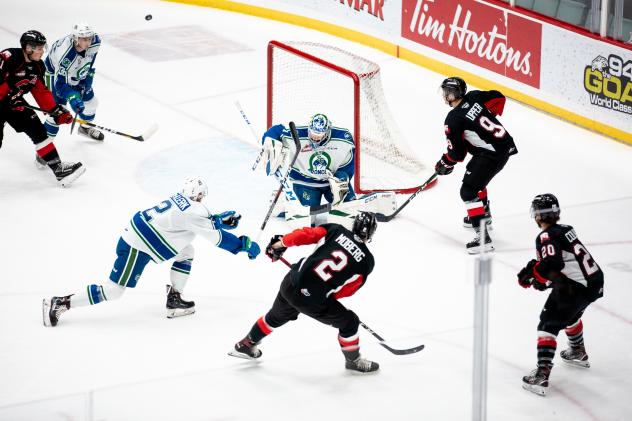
[[121, 193, 220, 262], [43, 34, 100, 99], [263, 124, 355, 188]]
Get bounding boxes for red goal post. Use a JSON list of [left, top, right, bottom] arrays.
[[267, 40, 432, 195]]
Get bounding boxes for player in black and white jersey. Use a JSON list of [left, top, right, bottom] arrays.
[[434, 77, 518, 253], [517, 193, 604, 396], [229, 212, 380, 373]]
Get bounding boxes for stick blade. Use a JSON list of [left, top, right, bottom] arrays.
[[138, 123, 159, 141], [379, 342, 425, 355]]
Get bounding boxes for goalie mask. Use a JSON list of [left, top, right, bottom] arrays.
[[439, 77, 467, 104], [352, 212, 378, 243], [308, 113, 332, 146], [182, 176, 208, 201], [530, 193, 560, 223]]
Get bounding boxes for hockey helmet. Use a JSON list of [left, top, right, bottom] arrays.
[[308, 113, 332, 145], [182, 176, 208, 201], [72, 23, 95, 41], [352, 211, 378, 243], [530, 193, 560, 221], [20, 30, 47, 50], [439, 77, 467, 102]]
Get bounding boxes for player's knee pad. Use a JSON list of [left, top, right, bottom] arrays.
[[537, 320, 563, 336], [338, 310, 360, 338], [80, 96, 98, 121], [460, 183, 479, 202]]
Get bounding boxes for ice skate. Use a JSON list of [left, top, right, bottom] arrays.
[[345, 356, 380, 373], [522, 366, 550, 396], [466, 229, 494, 254], [561, 345, 590, 368], [166, 285, 195, 318], [35, 154, 47, 170], [228, 337, 262, 360], [42, 295, 71, 327], [78, 125, 104, 141], [53, 161, 86, 187]]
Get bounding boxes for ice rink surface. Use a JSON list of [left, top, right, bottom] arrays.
[[0, 0, 631, 420]]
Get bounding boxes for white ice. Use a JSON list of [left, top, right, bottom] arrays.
[[1, 1, 631, 420]]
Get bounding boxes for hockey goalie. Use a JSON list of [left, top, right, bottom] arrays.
[[256, 113, 397, 228]]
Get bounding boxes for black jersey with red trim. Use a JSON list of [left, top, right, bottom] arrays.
[[0, 48, 55, 109], [443, 90, 517, 163], [533, 224, 604, 295], [290, 223, 375, 301]]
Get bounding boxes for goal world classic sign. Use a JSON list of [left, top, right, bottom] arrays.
[[401, 0, 542, 88]]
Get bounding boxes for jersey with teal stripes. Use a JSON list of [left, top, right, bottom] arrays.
[[121, 193, 220, 262]]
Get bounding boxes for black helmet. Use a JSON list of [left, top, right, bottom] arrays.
[[440, 76, 467, 101], [530, 193, 560, 221], [20, 30, 47, 50], [352, 212, 378, 243]]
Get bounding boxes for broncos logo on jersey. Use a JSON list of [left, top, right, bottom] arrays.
[[308, 152, 331, 175]]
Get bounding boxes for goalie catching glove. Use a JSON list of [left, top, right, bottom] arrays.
[[256, 136, 288, 176], [265, 234, 287, 262], [211, 211, 241, 230], [326, 170, 350, 205]]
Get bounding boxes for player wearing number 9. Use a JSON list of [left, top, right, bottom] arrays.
[[518, 193, 604, 397], [42, 176, 260, 327], [436, 77, 519, 254], [229, 212, 381, 373]]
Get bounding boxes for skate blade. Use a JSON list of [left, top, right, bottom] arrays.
[[166, 307, 195, 318], [522, 383, 547, 396], [227, 350, 260, 361], [467, 244, 495, 255], [42, 299, 52, 327], [58, 166, 87, 188], [562, 358, 590, 368]]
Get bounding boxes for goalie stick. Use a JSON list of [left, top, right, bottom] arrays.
[[25, 104, 158, 142], [276, 257, 424, 355], [374, 172, 438, 222], [256, 121, 301, 239]]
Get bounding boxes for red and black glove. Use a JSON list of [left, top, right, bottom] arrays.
[[517, 259, 537, 288], [435, 154, 455, 175], [265, 234, 287, 262], [50, 104, 73, 125]]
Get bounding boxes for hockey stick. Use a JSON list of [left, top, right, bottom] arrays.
[[25, 104, 158, 142], [277, 258, 425, 355], [256, 121, 302, 238], [375, 172, 438, 222], [234, 101, 265, 171]]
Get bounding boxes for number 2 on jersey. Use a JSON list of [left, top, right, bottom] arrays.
[[314, 250, 348, 281], [142, 200, 172, 222]]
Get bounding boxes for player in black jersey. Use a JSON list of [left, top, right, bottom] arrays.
[[229, 212, 379, 373], [518, 193, 604, 396], [0, 30, 84, 187], [434, 77, 518, 253]]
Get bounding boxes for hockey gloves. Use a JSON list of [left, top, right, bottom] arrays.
[[67, 91, 85, 114], [258, 136, 288, 176], [326, 170, 350, 205], [435, 154, 455, 175], [212, 211, 241, 230], [265, 234, 287, 262], [239, 236, 260, 260], [50, 104, 73, 125]]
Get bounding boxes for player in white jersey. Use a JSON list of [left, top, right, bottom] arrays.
[[259, 113, 356, 207], [42, 23, 103, 148], [42, 177, 261, 326]]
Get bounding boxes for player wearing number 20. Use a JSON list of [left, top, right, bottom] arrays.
[[435, 77, 518, 253], [518, 193, 604, 396], [229, 212, 379, 373], [42, 176, 261, 326]]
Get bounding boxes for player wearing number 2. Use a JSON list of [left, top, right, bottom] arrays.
[[518, 193, 604, 396], [229, 212, 380, 373], [434, 77, 518, 253], [42, 176, 261, 326]]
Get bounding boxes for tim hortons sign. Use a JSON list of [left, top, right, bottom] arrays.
[[402, 0, 542, 88]]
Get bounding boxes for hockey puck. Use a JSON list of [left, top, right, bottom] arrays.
[[145, 14, 153, 21]]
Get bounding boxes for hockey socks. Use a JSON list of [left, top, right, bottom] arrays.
[[565, 320, 584, 347], [70, 282, 125, 308], [536, 333, 557, 368]]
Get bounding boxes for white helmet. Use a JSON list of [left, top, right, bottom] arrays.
[[72, 23, 95, 41], [182, 176, 208, 201]]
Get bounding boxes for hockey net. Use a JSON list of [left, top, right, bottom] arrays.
[[267, 41, 430, 194]]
